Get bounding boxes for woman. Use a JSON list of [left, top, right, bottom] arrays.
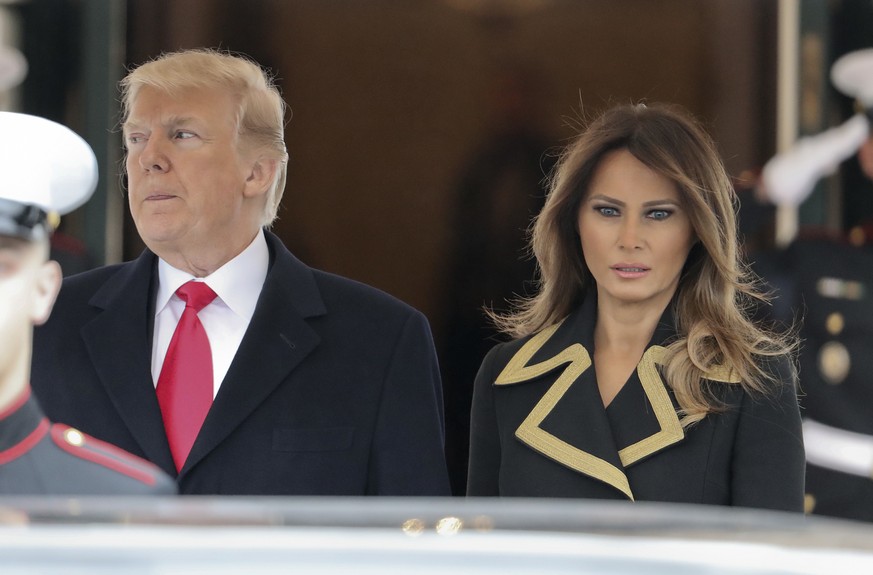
[[466, 103, 804, 510]]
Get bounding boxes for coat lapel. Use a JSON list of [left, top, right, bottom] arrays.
[[180, 232, 325, 476], [495, 295, 690, 500], [496, 305, 634, 499], [613, 345, 684, 465], [80, 250, 177, 474]]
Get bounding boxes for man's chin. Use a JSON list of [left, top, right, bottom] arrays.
[[136, 227, 185, 254]]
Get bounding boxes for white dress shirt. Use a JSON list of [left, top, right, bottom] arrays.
[[151, 230, 269, 398]]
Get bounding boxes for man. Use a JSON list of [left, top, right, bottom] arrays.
[[0, 111, 175, 495], [30, 49, 450, 495], [754, 48, 873, 521]]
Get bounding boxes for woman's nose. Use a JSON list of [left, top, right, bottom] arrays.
[[618, 218, 643, 249]]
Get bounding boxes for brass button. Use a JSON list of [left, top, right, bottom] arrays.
[[64, 428, 85, 446], [804, 493, 816, 514], [825, 312, 844, 335], [818, 341, 851, 385]]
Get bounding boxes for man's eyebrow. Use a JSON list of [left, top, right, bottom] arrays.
[[165, 115, 197, 126], [123, 115, 198, 132]]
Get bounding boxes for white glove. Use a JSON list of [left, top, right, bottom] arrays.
[[761, 114, 869, 206]]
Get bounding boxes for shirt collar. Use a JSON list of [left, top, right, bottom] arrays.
[[155, 230, 269, 320]]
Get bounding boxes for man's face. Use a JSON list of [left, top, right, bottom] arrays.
[[0, 236, 59, 389], [123, 86, 268, 274]]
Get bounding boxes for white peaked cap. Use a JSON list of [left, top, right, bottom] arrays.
[[761, 49, 873, 207], [0, 111, 98, 216], [832, 48, 873, 107]]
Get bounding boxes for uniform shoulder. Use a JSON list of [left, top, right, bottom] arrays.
[[49, 424, 176, 494]]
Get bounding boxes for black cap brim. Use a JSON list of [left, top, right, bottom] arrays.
[[0, 198, 49, 241]]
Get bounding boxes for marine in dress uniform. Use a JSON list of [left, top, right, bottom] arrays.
[[754, 236, 873, 521], [0, 111, 175, 495], [755, 48, 873, 521]]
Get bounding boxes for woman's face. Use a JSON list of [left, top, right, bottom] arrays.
[[577, 149, 696, 313]]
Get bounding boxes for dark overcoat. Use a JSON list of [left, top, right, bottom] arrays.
[[31, 231, 450, 495]]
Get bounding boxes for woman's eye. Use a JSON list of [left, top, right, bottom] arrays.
[[648, 209, 672, 220], [596, 206, 619, 217]]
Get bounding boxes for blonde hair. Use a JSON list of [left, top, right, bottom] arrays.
[[494, 103, 795, 425], [120, 48, 289, 226]]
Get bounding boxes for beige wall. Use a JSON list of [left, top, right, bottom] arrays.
[[126, 0, 775, 330]]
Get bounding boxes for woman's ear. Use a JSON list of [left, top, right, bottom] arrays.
[[244, 156, 278, 199], [30, 260, 61, 326]]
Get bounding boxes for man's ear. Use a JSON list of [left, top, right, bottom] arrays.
[[244, 157, 278, 199], [30, 260, 61, 326]]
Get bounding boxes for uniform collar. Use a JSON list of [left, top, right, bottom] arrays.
[[0, 387, 48, 463]]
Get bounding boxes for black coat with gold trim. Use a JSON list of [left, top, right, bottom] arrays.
[[467, 294, 805, 511]]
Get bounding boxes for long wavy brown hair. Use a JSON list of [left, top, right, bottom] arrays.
[[492, 103, 795, 425]]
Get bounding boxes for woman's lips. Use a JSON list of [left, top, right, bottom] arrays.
[[611, 264, 650, 279]]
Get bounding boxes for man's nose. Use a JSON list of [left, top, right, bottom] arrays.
[[138, 136, 169, 173]]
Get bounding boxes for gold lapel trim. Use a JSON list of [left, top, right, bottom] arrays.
[[703, 364, 741, 384], [617, 345, 684, 466], [495, 323, 744, 498], [495, 322, 633, 500]]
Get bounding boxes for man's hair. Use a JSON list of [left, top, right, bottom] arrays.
[[120, 48, 289, 226]]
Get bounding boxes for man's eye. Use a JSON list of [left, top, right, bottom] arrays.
[[126, 134, 145, 145], [175, 131, 196, 140]]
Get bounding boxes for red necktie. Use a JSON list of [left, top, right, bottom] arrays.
[[156, 281, 218, 472]]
